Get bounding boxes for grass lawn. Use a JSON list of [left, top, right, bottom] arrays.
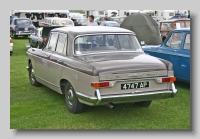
[[10, 38, 190, 129]]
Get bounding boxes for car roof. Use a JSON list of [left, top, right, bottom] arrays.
[[104, 21, 119, 23], [14, 18, 30, 20], [174, 28, 190, 31], [160, 18, 190, 23], [53, 18, 72, 21], [51, 26, 134, 36]]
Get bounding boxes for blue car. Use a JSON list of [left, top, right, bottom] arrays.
[[142, 28, 190, 83]]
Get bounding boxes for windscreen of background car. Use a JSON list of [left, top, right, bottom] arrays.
[[15, 19, 31, 25], [74, 34, 142, 55], [60, 20, 73, 26], [107, 23, 120, 27]]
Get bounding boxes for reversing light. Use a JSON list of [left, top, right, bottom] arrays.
[[91, 82, 110, 88], [162, 77, 176, 82]]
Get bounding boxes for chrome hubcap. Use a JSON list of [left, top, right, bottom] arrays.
[[68, 88, 74, 106], [31, 69, 35, 82]]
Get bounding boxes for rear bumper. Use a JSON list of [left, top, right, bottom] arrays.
[[16, 32, 32, 35], [76, 83, 178, 106]]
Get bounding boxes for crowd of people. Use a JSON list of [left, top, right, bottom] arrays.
[[71, 14, 110, 26]]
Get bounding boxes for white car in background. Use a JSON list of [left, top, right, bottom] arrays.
[[10, 37, 13, 56]]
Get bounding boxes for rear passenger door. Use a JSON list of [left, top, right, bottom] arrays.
[[34, 32, 58, 82], [48, 33, 68, 88]]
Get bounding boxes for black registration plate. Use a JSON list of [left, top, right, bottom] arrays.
[[121, 82, 149, 90]]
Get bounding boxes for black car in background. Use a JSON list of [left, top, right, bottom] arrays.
[[10, 18, 36, 39]]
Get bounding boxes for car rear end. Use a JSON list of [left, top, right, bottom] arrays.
[[73, 32, 177, 106], [76, 56, 177, 106]]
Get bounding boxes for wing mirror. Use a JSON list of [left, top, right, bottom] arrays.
[[141, 41, 146, 46]]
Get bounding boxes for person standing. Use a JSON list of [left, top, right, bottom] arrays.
[[87, 15, 98, 26]]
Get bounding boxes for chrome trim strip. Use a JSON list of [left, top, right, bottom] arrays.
[[144, 50, 190, 58], [101, 77, 166, 82], [155, 51, 190, 58], [35, 75, 60, 88]]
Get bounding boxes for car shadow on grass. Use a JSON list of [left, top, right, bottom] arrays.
[[175, 81, 190, 89]]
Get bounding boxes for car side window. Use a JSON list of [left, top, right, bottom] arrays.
[[165, 33, 183, 49], [183, 34, 190, 50], [47, 32, 58, 51], [55, 33, 67, 54], [118, 35, 131, 49]]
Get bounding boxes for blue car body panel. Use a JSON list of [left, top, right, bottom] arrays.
[[142, 28, 190, 83]]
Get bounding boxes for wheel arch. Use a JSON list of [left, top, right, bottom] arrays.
[[60, 79, 70, 94]]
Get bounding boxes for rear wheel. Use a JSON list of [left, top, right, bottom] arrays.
[[64, 82, 84, 114], [135, 100, 152, 107], [28, 63, 41, 87]]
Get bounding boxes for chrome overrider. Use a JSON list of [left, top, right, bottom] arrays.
[[76, 83, 178, 105]]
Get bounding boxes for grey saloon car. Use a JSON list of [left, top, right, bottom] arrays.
[[26, 26, 178, 114]]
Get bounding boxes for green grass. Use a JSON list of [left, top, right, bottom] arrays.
[[10, 38, 190, 129]]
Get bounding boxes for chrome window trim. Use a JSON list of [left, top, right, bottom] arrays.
[[72, 33, 144, 56], [55, 33, 68, 55]]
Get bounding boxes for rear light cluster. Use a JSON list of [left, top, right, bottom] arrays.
[[91, 82, 110, 88], [10, 39, 13, 43], [156, 76, 176, 83], [162, 77, 176, 82]]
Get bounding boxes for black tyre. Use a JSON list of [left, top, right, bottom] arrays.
[[64, 82, 84, 114], [13, 32, 17, 39], [28, 63, 41, 87], [135, 100, 152, 107]]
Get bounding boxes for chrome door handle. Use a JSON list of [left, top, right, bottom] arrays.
[[58, 59, 63, 63], [158, 50, 162, 52], [46, 54, 50, 57], [173, 50, 177, 52]]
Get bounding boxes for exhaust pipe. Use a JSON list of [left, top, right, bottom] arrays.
[[105, 103, 114, 109]]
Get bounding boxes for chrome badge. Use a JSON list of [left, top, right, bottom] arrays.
[[128, 73, 143, 77]]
